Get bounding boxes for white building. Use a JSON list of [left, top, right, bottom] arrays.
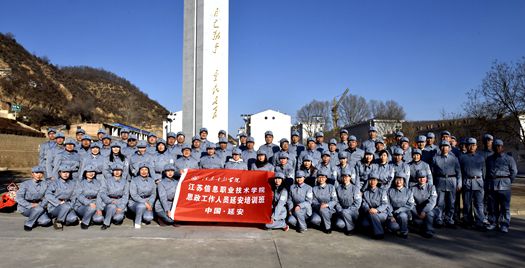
[[163, 111, 183, 140], [246, 109, 292, 149]]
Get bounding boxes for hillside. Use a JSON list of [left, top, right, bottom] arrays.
[[0, 32, 169, 132]]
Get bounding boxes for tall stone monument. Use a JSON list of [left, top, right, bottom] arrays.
[[182, 0, 229, 142]]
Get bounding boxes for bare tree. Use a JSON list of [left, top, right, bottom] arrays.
[[296, 100, 332, 137], [338, 94, 371, 126], [464, 57, 525, 144], [369, 99, 406, 120]]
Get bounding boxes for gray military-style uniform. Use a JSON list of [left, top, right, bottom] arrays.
[[387, 186, 415, 236], [199, 154, 224, 169], [265, 186, 289, 229], [371, 163, 395, 189], [45, 175, 78, 225], [431, 152, 462, 225], [73, 175, 104, 226], [361, 186, 390, 237], [310, 183, 338, 231], [287, 183, 313, 231], [97, 174, 129, 226], [409, 160, 433, 186], [16, 178, 51, 228], [128, 174, 157, 225], [411, 183, 439, 236], [155, 177, 179, 224], [335, 183, 362, 232], [459, 151, 487, 227]]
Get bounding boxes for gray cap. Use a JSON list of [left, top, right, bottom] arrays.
[[395, 131, 404, 137], [55, 132, 65, 138], [295, 170, 306, 178], [426, 132, 435, 139], [338, 151, 348, 159], [239, 132, 247, 137], [400, 137, 409, 143], [291, 130, 300, 137], [58, 164, 72, 172], [167, 132, 177, 138], [416, 135, 426, 143], [182, 144, 192, 151], [120, 128, 130, 134], [97, 128, 106, 134], [483, 134, 494, 141], [369, 126, 378, 132], [466, 137, 477, 144], [440, 140, 450, 147], [192, 135, 201, 142], [278, 152, 289, 159], [394, 171, 407, 179], [218, 137, 228, 144], [375, 138, 385, 144], [265, 130, 274, 136], [279, 138, 289, 144], [137, 140, 148, 148], [329, 138, 337, 145], [315, 131, 324, 138], [163, 164, 176, 171], [247, 137, 255, 143], [365, 148, 375, 155], [76, 128, 86, 134], [393, 148, 404, 155], [321, 150, 330, 156], [176, 131, 185, 137], [341, 169, 352, 176], [368, 172, 379, 180], [274, 172, 285, 179], [416, 170, 428, 178], [156, 138, 166, 145], [31, 166, 45, 173], [348, 135, 357, 141], [232, 148, 242, 155], [317, 170, 329, 177], [90, 142, 101, 148], [307, 137, 315, 143], [340, 129, 349, 134], [102, 134, 112, 140], [412, 148, 422, 155], [206, 142, 216, 149], [494, 139, 504, 146], [147, 133, 157, 138], [110, 142, 121, 148], [109, 163, 124, 171], [441, 130, 451, 136], [64, 138, 76, 145], [129, 134, 138, 140], [302, 155, 313, 162], [81, 135, 92, 141], [256, 149, 267, 157], [218, 130, 227, 135], [199, 127, 208, 133], [83, 164, 97, 173], [137, 162, 150, 170], [47, 128, 57, 134]]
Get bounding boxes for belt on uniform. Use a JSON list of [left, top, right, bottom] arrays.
[[86, 197, 96, 200], [109, 195, 122, 199], [58, 198, 68, 202], [29, 199, 42, 203], [495, 176, 510, 179], [140, 195, 151, 199], [437, 174, 457, 178], [468, 176, 482, 179]]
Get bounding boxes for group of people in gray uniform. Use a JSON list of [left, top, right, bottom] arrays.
[[16, 126, 516, 240]]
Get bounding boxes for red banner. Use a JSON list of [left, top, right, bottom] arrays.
[[170, 169, 274, 224]]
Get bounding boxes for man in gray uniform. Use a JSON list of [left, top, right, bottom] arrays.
[[425, 132, 438, 152], [191, 135, 205, 161], [39, 128, 57, 166], [52, 138, 82, 181], [199, 143, 224, 169], [99, 134, 112, 157], [346, 135, 364, 168], [218, 130, 234, 151], [16, 166, 51, 231], [290, 130, 305, 157], [315, 132, 328, 153], [287, 170, 313, 233], [337, 129, 350, 152], [273, 138, 297, 169], [77, 135, 92, 159], [389, 131, 404, 155], [399, 137, 413, 162], [480, 134, 494, 160], [216, 137, 232, 165], [145, 133, 158, 156], [129, 141, 155, 177], [175, 144, 200, 172], [241, 137, 257, 169], [122, 134, 138, 158], [317, 151, 336, 185], [117, 128, 130, 147], [238, 133, 248, 151], [165, 132, 178, 155], [258, 130, 280, 163], [431, 140, 462, 227], [74, 128, 86, 149], [298, 137, 322, 167], [199, 128, 212, 150], [391, 148, 411, 186], [45, 132, 65, 179], [328, 139, 340, 168], [485, 139, 517, 233], [361, 126, 379, 153], [459, 137, 488, 230], [387, 172, 415, 239]]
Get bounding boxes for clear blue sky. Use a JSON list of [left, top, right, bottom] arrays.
[[1, 0, 524, 133]]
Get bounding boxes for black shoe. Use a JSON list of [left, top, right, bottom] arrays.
[[24, 225, 32, 232], [373, 234, 384, 240], [53, 220, 63, 231], [81, 223, 89, 230], [324, 229, 332, 234], [101, 224, 109, 230], [344, 230, 355, 236], [400, 233, 408, 239], [422, 232, 434, 239]]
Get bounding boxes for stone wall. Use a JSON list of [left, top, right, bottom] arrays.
[[0, 134, 45, 168]]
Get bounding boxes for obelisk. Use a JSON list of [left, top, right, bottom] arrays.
[[182, 0, 229, 142]]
